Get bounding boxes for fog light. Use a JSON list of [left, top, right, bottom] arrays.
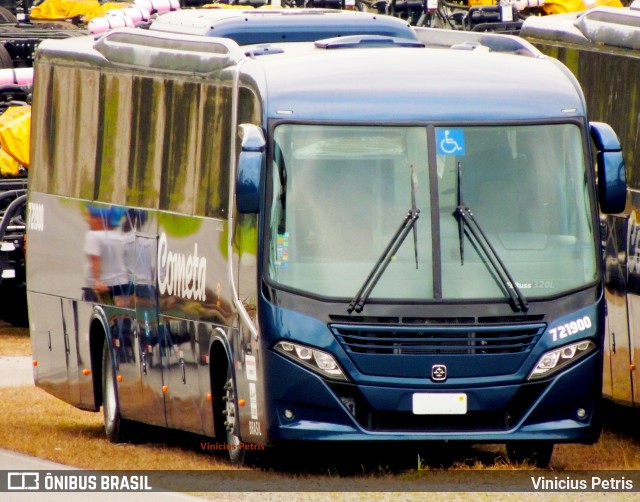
[[577, 408, 586, 419], [340, 396, 356, 416], [284, 409, 295, 420]]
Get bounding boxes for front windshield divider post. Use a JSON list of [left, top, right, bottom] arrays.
[[455, 161, 466, 265]]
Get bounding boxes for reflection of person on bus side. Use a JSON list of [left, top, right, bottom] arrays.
[[122, 208, 155, 305], [84, 205, 130, 306]]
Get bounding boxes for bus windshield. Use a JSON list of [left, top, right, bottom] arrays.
[[268, 123, 596, 302]]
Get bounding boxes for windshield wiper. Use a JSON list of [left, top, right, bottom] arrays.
[[409, 164, 419, 270], [348, 164, 420, 314], [453, 161, 529, 313]]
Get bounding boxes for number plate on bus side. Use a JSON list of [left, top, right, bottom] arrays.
[[412, 393, 467, 415]]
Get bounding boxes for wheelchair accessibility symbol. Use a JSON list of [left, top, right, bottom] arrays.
[[437, 129, 465, 156]]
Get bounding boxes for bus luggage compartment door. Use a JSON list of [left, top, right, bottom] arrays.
[[603, 213, 634, 405]]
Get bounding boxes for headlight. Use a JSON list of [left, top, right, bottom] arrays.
[[528, 340, 596, 380], [274, 341, 347, 381]]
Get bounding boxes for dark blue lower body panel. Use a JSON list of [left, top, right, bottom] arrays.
[[264, 349, 601, 444]]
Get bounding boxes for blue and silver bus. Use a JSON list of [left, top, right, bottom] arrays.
[[26, 10, 626, 468]]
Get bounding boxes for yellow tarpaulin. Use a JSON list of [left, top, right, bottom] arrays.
[[542, 0, 622, 15], [468, 0, 622, 11], [30, 0, 129, 22], [0, 148, 20, 177], [0, 105, 31, 173]]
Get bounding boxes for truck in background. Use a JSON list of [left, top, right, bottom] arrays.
[[0, 66, 30, 327]]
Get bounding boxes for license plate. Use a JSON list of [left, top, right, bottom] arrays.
[[412, 393, 467, 415]]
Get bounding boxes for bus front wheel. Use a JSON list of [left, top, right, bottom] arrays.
[[223, 365, 246, 466], [506, 441, 554, 468], [101, 338, 130, 443]]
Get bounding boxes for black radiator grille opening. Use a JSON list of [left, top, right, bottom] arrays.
[[331, 324, 544, 355]]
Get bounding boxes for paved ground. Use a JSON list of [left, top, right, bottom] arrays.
[[0, 356, 202, 501], [0, 449, 203, 501], [0, 356, 32, 387]]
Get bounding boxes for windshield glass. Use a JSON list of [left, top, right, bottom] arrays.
[[268, 123, 596, 301]]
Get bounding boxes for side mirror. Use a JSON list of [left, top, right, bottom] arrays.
[[236, 124, 265, 214], [591, 122, 626, 214]]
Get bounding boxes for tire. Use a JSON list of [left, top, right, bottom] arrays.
[[0, 6, 17, 24], [212, 354, 246, 465], [506, 441, 554, 468], [224, 365, 246, 466], [102, 337, 130, 443], [0, 44, 12, 70]]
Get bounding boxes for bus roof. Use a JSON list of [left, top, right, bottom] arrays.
[[241, 38, 586, 122], [148, 8, 417, 44], [35, 27, 586, 123]]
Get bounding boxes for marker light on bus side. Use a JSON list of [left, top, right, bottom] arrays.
[[274, 341, 348, 381]]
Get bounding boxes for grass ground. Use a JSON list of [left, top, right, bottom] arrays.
[[0, 327, 640, 474], [0, 326, 30, 355]]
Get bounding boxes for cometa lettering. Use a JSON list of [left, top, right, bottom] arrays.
[[157, 232, 207, 301]]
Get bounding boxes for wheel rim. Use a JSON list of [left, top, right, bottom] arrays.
[[104, 356, 117, 426], [224, 376, 241, 447]]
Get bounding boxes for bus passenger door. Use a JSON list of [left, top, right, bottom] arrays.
[[134, 233, 167, 427], [233, 124, 267, 442], [603, 214, 634, 405], [231, 211, 264, 442]]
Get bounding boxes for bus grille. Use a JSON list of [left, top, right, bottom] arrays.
[[330, 323, 545, 355]]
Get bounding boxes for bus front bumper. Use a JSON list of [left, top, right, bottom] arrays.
[[264, 349, 602, 444]]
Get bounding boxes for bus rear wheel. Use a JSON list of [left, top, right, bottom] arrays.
[[101, 338, 130, 443], [506, 441, 554, 468]]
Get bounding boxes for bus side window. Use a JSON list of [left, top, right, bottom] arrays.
[[195, 84, 233, 218], [158, 80, 198, 215], [127, 76, 162, 210]]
